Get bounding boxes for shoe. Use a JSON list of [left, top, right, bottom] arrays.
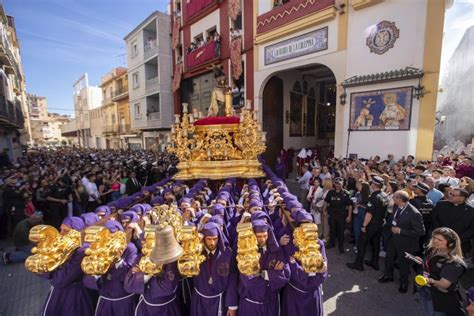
[[378, 275, 394, 283], [379, 251, 386, 258], [398, 283, 408, 293], [346, 262, 364, 271], [364, 260, 379, 271], [2, 252, 9, 265]]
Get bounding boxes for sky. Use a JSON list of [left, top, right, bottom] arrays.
[[439, 0, 474, 78], [3, 0, 169, 116], [2, 0, 473, 115]]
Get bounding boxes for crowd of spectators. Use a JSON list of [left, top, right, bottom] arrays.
[[0, 148, 178, 239]]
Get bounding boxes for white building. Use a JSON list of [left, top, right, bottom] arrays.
[[253, 0, 451, 163], [73, 73, 103, 148], [124, 11, 173, 150]]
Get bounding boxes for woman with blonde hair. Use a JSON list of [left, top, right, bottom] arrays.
[[416, 227, 466, 316]]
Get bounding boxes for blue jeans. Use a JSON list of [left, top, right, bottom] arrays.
[[111, 191, 121, 201], [353, 207, 366, 242], [9, 244, 34, 263]]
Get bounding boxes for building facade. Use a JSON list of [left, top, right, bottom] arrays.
[[252, 0, 449, 164], [170, 0, 253, 118], [100, 67, 134, 149], [124, 11, 173, 150], [0, 5, 27, 161], [73, 73, 102, 148]]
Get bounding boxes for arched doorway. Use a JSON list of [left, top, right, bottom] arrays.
[[262, 76, 284, 168], [261, 64, 337, 171]]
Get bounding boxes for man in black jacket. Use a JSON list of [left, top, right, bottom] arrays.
[[347, 176, 388, 271], [432, 188, 474, 255], [410, 182, 434, 248], [125, 171, 141, 196], [378, 190, 425, 293]]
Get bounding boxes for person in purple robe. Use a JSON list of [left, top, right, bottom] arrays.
[[80, 212, 99, 227], [238, 219, 290, 316], [95, 205, 111, 220], [280, 211, 328, 316], [83, 220, 138, 316], [39, 216, 94, 316], [191, 222, 238, 316], [124, 254, 181, 315], [275, 156, 288, 180], [121, 210, 143, 252]]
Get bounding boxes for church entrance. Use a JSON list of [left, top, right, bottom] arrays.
[[261, 64, 337, 170]]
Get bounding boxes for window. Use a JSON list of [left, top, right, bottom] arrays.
[[132, 72, 140, 89], [134, 103, 141, 119], [131, 40, 138, 58], [111, 114, 116, 124]]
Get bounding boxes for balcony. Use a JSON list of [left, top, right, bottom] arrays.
[[0, 94, 23, 128], [184, 0, 218, 23], [146, 76, 159, 94], [256, 0, 335, 34], [119, 124, 131, 134], [102, 97, 113, 106], [104, 124, 119, 134], [144, 39, 158, 60], [112, 86, 129, 101], [0, 26, 16, 68], [186, 41, 219, 69], [147, 112, 161, 121]]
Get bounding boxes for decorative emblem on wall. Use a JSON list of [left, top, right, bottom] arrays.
[[366, 20, 399, 55]]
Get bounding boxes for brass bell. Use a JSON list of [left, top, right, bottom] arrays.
[[150, 225, 183, 265]]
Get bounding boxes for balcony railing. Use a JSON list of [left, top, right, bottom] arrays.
[[184, 0, 217, 22], [119, 124, 131, 134], [256, 0, 335, 34], [144, 39, 158, 60], [102, 97, 113, 106], [0, 94, 24, 128], [186, 40, 219, 69], [0, 26, 15, 68], [147, 112, 160, 121], [112, 87, 129, 101], [104, 124, 119, 134], [145, 76, 159, 94]]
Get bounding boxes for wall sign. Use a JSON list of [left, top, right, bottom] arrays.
[[366, 20, 399, 55], [264, 27, 328, 65], [349, 86, 413, 131]]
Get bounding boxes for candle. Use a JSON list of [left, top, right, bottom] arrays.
[[262, 132, 267, 142], [189, 116, 194, 124], [193, 108, 198, 119], [246, 100, 252, 109], [198, 111, 203, 119], [174, 114, 180, 124], [171, 125, 176, 133]]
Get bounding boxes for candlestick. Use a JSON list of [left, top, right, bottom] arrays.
[[171, 125, 176, 133], [262, 132, 267, 142], [174, 114, 180, 124]]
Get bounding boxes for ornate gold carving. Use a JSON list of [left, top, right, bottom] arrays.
[[236, 222, 261, 276], [138, 224, 163, 276], [293, 223, 325, 273], [177, 225, 206, 277], [25, 225, 82, 273], [81, 226, 127, 275], [168, 103, 266, 180]]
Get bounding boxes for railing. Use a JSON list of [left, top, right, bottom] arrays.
[[119, 124, 131, 134], [186, 40, 219, 69], [0, 26, 16, 67], [184, 0, 216, 21], [112, 87, 129, 100], [147, 112, 160, 120], [144, 39, 158, 60], [256, 0, 335, 34], [0, 94, 8, 117], [102, 97, 113, 106], [104, 124, 119, 134], [145, 76, 159, 93]]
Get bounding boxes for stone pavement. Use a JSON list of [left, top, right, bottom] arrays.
[[0, 239, 49, 316]]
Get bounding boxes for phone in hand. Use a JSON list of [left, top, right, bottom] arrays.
[[404, 252, 423, 265]]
